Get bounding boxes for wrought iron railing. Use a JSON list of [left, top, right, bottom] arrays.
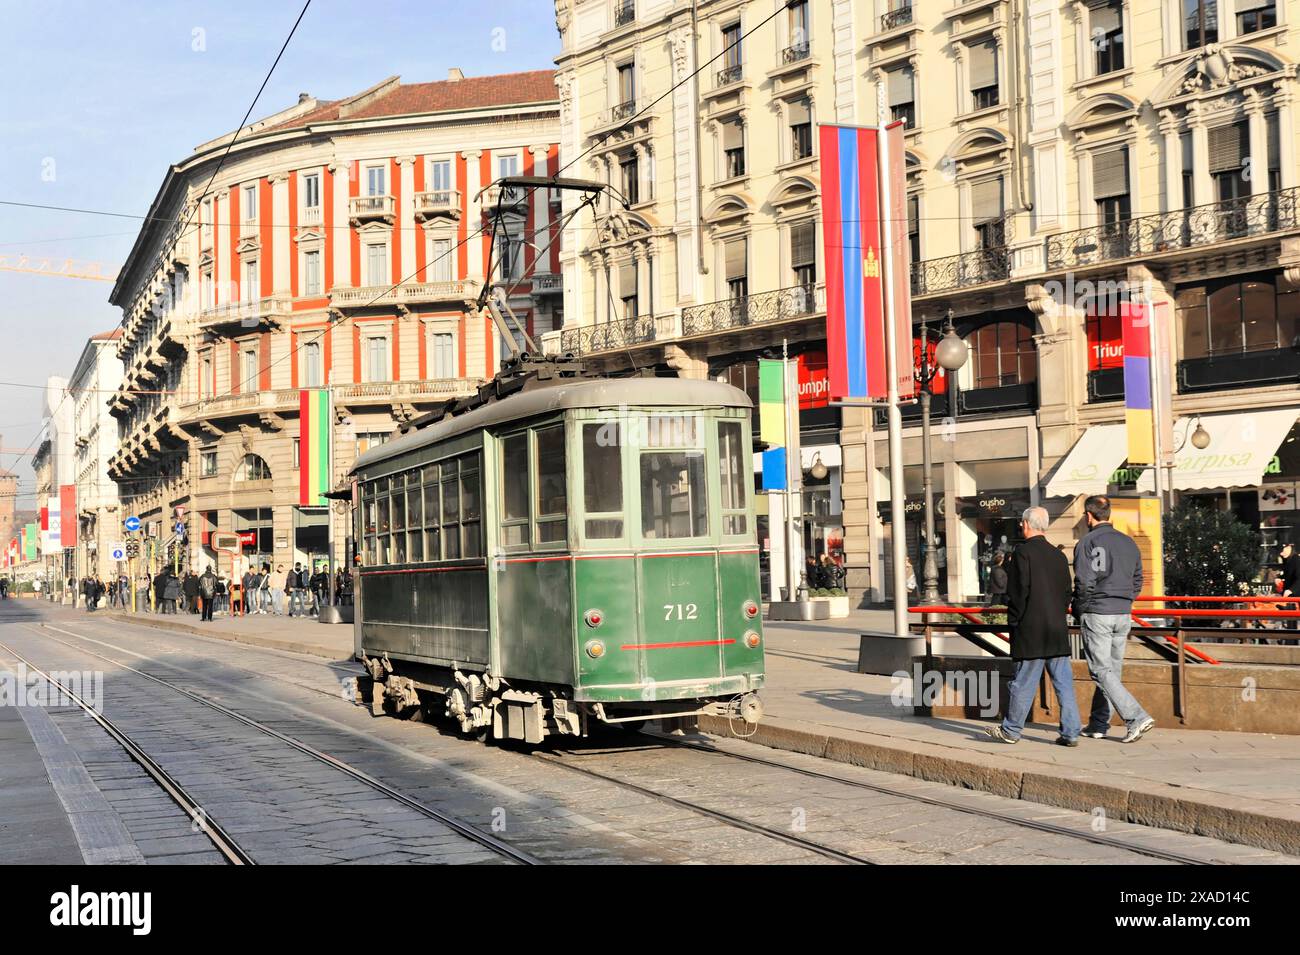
[[558, 316, 655, 355], [606, 99, 637, 125], [910, 247, 1012, 296], [881, 3, 914, 32], [1045, 187, 1300, 270], [613, 0, 635, 28], [717, 64, 743, 88], [681, 284, 823, 337], [781, 42, 810, 64]]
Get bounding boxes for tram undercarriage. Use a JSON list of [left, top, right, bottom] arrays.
[[356, 652, 763, 744]]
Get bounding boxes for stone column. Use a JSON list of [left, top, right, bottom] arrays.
[[462, 150, 483, 280], [1188, 103, 1211, 207], [398, 156, 417, 276], [327, 164, 350, 288], [270, 174, 290, 294], [838, 405, 873, 604], [1277, 86, 1296, 190], [1159, 110, 1184, 213], [530, 144, 551, 271]]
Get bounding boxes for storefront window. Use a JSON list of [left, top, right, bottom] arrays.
[[1179, 273, 1300, 359], [961, 321, 1037, 390]]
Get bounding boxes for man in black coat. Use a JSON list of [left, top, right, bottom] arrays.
[[986, 506, 1082, 746]]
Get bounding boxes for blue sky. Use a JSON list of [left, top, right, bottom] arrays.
[[0, 0, 558, 503]]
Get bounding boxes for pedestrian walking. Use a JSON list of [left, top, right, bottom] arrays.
[[164, 570, 181, 614], [1072, 494, 1156, 744], [986, 506, 1082, 746], [1277, 542, 1300, 634], [183, 571, 199, 614], [287, 562, 305, 617], [271, 564, 286, 615]]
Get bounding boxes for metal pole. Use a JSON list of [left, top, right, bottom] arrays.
[[877, 89, 909, 637], [920, 322, 940, 605], [782, 339, 800, 602]]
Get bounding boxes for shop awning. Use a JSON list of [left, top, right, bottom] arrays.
[[1043, 424, 1128, 498], [1139, 408, 1298, 492]]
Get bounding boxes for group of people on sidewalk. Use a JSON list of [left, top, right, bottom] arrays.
[[986, 495, 1158, 748], [69, 564, 353, 619]]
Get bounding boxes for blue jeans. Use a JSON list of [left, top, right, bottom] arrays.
[[1080, 613, 1151, 732], [288, 589, 305, 616], [1000, 655, 1082, 740]]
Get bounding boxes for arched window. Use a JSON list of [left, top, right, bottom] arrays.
[[961, 322, 1037, 390], [235, 453, 272, 482], [1179, 273, 1300, 359]]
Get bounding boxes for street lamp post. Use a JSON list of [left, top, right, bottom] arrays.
[[919, 310, 969, 605]]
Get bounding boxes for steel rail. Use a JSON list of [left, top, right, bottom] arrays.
[[0, 638, 254, 865], [20, 625, 541, 866]]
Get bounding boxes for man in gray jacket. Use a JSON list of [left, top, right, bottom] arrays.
[[1072, 495, 1156, 744]]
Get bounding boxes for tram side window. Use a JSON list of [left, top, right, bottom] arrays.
[[583, 422, 623, 539], [376, 479, 391, 565], [422, 464, 441, 560], [460, 456, 482, 558], [362, 482, 378, 565], [640, 451, 708, 539], [391, 474, 407, 564], [406, 471, 423, 561], [500, 433, 530, 548], [535, 425, 567, 545], [718, 420, 748, 536], [442, 461, 462, 559]]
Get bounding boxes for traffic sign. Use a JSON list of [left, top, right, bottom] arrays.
[[109, 543, 126, 561], [175, 521, 186, 537], [124, 516, 141, 532]]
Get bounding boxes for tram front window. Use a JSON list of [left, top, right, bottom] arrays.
[[583, 423, 623, 539], [640, 450, 708, 539], [535, 425, 567, 544]]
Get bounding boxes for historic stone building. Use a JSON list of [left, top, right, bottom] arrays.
[[108, 68, 560, 573], [550, 0, 1300, 603]]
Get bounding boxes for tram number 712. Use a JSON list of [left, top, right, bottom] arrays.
[[664, 603, 699, 621]]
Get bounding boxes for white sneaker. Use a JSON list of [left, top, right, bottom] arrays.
[[1122, 717, 1156, 743]]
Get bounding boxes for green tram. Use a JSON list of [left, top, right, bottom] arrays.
[[349, 377, 765, 744]]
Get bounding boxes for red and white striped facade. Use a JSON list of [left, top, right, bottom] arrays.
[[108, 69, 560, 566]]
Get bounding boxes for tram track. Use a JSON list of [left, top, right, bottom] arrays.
[[11, 625, 539, 866], [25, 617, 1234, 866]]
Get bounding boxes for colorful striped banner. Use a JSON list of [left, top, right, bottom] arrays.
[[298, 389, 333, 506], [819, 124, 887, 401], [758, 359, 787, 449], [1121, 302, 1155, 465]]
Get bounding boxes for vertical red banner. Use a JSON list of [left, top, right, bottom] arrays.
[[59, 484, 77, 547]]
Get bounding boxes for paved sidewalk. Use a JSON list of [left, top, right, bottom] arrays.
[[58, 602, 1300, 853], [701, 609, 1300, 854]]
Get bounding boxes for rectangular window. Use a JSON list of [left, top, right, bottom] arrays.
[[366, 244, 388, 286], [293, 438, 300, 469], [200, 450, 217, 477], [718, 420, 748, 536], [366, 165, 386, 196], [583, 423, 623, 539], [887, 66, 915, 128], [1209, 121, 1249, 202], [907, 194, 921, 264], [968, 40, 999, 110], [304, 250, 321, 295], [1185, 0, 1219, 49], [202, 199, 213, 246], [303, 172, 320, 209], [1092, 147, 1131, 225], [242, 184, 257, 220], [243, 260, 260, 302], [788, 0, 809, 49], [619, 260, 638, 320], [725, 237, 748, 300], [200, 355, 212, 398], [722, 119, 745, 179], [500, 433, 530, 548], [971, 178, 1005, 249], [365, 335, 389, 382], [721, 21, 742, 73], [617, 62, 635, 106], [496, 231, 521, 280], [1237, 0, 1277, 35], [431, 159, 452, 193], [301, 339, 322, 387], [431, 332, 455, 378], [441, 461, 462, 559], [1092, 1, 1125, 75], [790, 221, 816, 289], [460, 457, 482, 558], [241, 348, 258, 390], [789, 98, 813, 160], [356, 431, 390, 456], [431, 238, 453, 282], [620, 155, 640, 206], [534, 425, 567, 545], [640, 451, 708, 540]]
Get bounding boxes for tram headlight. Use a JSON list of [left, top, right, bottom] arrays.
[[585, 639, 606, 659], [584, 608, 604, 628], [742, 599, 759, 619], [743, 630, 761, 649]]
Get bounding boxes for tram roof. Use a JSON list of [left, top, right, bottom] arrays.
[[349, 376, 752, 475]]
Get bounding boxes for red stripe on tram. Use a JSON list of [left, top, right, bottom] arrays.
[[360, 566, 481, 576], [620, 639, 736, 651]]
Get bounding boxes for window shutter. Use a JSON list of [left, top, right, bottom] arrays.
[[1090, 2, 1120, 34], [1092, 148, 1128, 200], [887, 67, 914, 107], [1235, 0, 1273, 11], [790, 222, 815, 267], [968, 40, 997, 89], [1208, 123, 1248, 173], [724, 238, 747, 279], [723, 120, 743, 150], [970, 178, 1003, 223], [788, 98, 810, 126]]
